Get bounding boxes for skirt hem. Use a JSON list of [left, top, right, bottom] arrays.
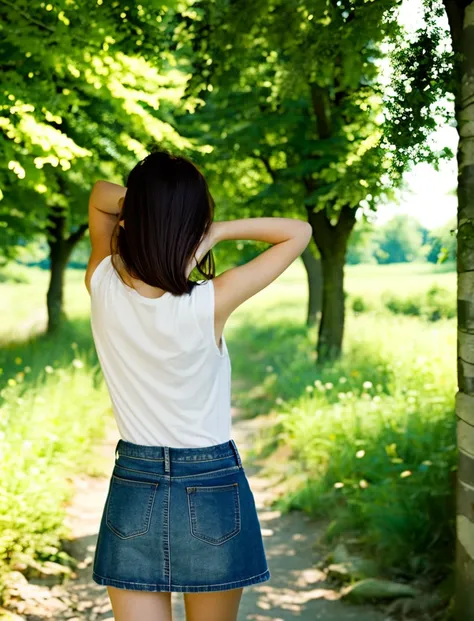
[[92, 568, 271, 592]]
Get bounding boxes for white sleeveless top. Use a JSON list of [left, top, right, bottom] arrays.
[[89, 255, 232, 448]]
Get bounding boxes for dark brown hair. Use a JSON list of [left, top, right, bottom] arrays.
[[110, 150, 216, 296]]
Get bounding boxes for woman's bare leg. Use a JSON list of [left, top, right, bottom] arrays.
[[107, 586, 172, 621], [183, 588, 244, 621]]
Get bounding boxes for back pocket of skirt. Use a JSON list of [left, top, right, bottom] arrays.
[[186, 482, 241, 545], [106, 475, 159, 540]]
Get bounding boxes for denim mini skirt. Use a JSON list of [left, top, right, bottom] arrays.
[[92, 438, 271, 592]]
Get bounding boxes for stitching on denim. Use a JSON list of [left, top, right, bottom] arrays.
[[187, 484, 241, 545], [229, 439, 241, 468], [105, 478, 158, 539], [92, 567, 270, 588], [167, 476, 171, 589], [118, 453, 234, 464], [111, 474, 160, 487], [113, 464, 241, 481], [185, 482, 238, 492], [117, 455, 164, 462]]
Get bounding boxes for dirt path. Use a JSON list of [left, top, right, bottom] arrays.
[[4, 403, 390, 621]]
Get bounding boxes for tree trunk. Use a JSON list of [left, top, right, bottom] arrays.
[[446, 2, 474, 619], [45, 204, 88, 334], [300, 245, 322, 327], [46, 205, 69, 334], [47, 241, 70, 334], [318, 251, 345, 361], [307, 206, 357, 363]]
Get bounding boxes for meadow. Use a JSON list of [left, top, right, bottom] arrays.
[[0, 258, 456, 599], [230, 260, 456, 584]]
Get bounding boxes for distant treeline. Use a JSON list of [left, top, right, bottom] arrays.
[[347, 214, 456, 265]]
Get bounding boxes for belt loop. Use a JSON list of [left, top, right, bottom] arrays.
[[230, 439, 243, 469], [164, 446, 170, 473]]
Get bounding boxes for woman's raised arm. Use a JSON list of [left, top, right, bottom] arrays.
[[211, 216, 312, 324]]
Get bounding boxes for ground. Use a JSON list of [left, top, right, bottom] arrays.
[[2, 393, 392, 621]]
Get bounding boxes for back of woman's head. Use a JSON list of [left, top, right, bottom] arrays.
[[110, 150, 215, 296]]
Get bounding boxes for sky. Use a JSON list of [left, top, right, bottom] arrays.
[[374, 140, 458, 230], [372, 0, 458, 231]]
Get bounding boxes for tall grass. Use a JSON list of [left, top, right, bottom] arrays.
[[0, 306, 110, 601], [278, 318, 454, 579], [229, 262, 456, 581]]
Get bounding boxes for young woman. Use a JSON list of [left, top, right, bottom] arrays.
[[84, 150, 312, 621]]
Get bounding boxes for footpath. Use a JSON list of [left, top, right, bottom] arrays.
[[2, 400, 390, 621]]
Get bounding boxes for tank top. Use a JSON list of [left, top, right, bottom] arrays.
[[89, 255, 232, 448]]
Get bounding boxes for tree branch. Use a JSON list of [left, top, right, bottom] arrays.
[[0, 0, 102, 48], [0, 0, 56, 34], [250, 151, 277, 182], [443, 0, 466, 55], [309, 84, 332, 139], [307, 207, 335, 258], [302, 176, 315, 194], [66, 222, 89, 248], [335, 205, 358, 243]]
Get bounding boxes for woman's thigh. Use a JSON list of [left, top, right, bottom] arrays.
[[107, 586, 172, 621], [184, 587, 244, 621]]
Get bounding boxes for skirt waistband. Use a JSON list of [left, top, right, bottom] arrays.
[[115, 438, 243, 468]]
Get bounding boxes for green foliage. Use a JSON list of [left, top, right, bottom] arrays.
[[171, 0, 406, 225], [213, 240, 270, 274], [351, 295, 372, 314], [228, 259, 455, 579], [276, 344, 455, 578], [346, 217, 378, 265], [384, 284, 455, 321], [345, 274, 455, 321], [0, 0, 198, 260], [383, 0, 455, 172], [426, 218, 457, 264], [0, 322, 111, 600], [374, 214, 428, 264], [347, 214, 456, 266]]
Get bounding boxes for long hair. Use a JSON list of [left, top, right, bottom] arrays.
[[110, 150, 216, 296]]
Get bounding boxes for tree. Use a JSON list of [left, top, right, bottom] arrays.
[[375, 214, 427, 263], [170, 0, 406, 361], [383, 0, 474, 616], [0, 1, 196, 332], [444, 3, 474, 617], [300, 244, 323, 326]]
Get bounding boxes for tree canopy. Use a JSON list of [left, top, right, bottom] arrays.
[[0, 0, 197, 261]]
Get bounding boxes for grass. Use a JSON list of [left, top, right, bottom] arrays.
[[0, 257, 457, 595], [227, 259, 456, 583], [0, 270, 112, 602]]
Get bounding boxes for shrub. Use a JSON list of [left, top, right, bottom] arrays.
[[231, 310, 456, 581], [385, 295, 421, 316], [384, 285, 455, 321], [0, 332, 110, 603], [276, 384, 455, 578], [351, 295, 370, 314], [425, 285, 456, 321]]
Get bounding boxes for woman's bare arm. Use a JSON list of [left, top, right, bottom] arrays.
[[210, 217, 311, 246], [89, 181, 126, 216], [209, 217, 312, 325]]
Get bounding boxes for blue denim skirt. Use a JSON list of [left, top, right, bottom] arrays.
[[92, 438, 271, 592]]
